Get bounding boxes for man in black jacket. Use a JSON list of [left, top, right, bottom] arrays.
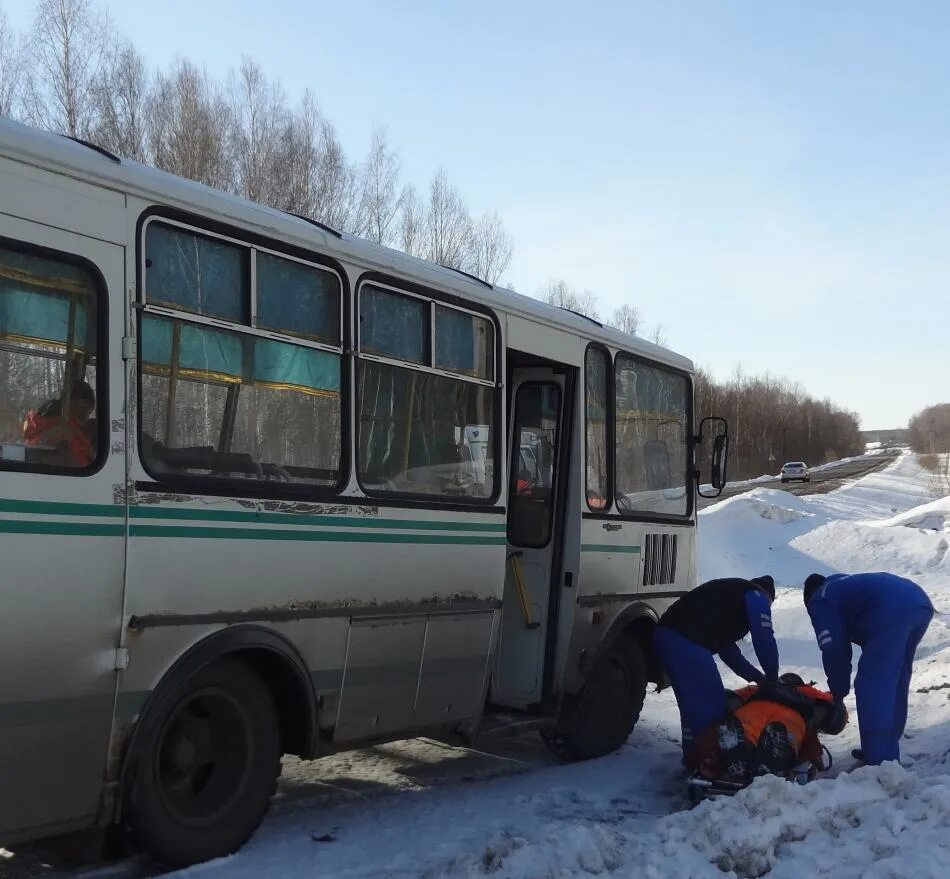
[[653, 575, 779, 760]]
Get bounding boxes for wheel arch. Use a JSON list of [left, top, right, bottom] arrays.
[[120, 624, 319, 798], [590, 603, 664, 688]]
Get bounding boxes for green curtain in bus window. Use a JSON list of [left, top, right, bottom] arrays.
[[434, 306, 493, 380], [142, 315, 340, 395], [256, 252, 340, 344], [141, 315, 244, 382], [360, 285, 428, 364], [145, 223, 246, 322], [252, 337, 340, 395], [0, 251, 95, 350]]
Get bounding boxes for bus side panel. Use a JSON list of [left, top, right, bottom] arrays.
[[557, 520, 695, 696], [0, 211, 126, 841], [122, 496, 507, 744]]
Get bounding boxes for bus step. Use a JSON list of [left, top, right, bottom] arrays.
[[477, 710, 555, 738]]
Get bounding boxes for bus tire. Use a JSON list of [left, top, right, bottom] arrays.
[[124, 657, 281, 867], [541, 638, 647, 761]]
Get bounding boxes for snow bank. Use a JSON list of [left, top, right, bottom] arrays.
[[698, 453, 944, 585], [449, 765, 950, 878]]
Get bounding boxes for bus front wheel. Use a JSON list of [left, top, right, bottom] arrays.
[[541, 638, 647, 761], [124, 658, 281, 867]]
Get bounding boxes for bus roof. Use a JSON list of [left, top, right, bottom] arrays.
[[0, 118, 694, 373]]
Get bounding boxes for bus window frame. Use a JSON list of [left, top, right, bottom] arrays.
[[608, 349, 695, 524], [354, 271, 503, 508], [0, 234, 110, 478], [583, 342, 613, 513], [134, 208, 350, 499]]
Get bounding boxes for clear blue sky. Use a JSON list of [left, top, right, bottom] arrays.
[[7, 0, 948, 429]]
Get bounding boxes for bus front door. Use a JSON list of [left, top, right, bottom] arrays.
[[492, 369, 567, 709]]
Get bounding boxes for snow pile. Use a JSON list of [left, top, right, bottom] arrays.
[[699, 453, 943, 585], [646, 765, 950, 879]]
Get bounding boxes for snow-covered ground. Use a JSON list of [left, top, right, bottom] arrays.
[[175, 454, 950, 879]]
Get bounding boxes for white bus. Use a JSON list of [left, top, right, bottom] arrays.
[[0, 118, 728, 867]]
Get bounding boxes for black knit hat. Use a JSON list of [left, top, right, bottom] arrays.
[[750, 575, 775, 600], [803, 573, 826, 605]]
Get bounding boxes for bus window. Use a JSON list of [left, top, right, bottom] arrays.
[[614, 354, 690, 516], [140, 222, 343, 487], [357, 284, 496, 500], [585, 345, 609, 510], [0, 243, 101, 471]]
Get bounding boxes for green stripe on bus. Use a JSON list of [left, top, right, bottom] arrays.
[[129, 506, 506, 531], [580, 544, 642, 554], [129, 524, 506, 546], [0, 498, 123, 518], [0, 497, 506, 532], [0, 519, 124, 537]]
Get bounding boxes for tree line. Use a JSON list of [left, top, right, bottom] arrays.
[[0, 0, 513, 283], [908, 403, 950, 454], [695, 368, 863, 481]]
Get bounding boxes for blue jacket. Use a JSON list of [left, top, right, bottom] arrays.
[[807, 572, 933, 699], [718, 589, 779, 684]]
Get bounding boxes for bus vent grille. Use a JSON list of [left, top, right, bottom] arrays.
[[642, 533, 678, 586]]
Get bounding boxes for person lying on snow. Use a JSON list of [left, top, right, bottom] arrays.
[[687, 673, 849, 786]]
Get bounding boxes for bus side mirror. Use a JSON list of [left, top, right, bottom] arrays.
[[697, 416, 729, 498]]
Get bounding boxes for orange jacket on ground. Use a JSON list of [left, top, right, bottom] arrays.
[[732, 684, 836, 751]]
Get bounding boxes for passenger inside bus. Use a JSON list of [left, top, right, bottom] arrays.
[[21, 379, 96, 467]]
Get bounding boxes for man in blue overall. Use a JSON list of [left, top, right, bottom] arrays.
[[803, 572, 934, 765], [654, 575, 779, 761]]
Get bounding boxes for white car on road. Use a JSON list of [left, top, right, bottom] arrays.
[[780, 461, 810, 483]]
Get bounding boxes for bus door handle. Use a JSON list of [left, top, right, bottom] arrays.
[[602, 522, 622, 532]]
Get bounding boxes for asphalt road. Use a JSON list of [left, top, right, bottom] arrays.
[[696, 453, 897, 510]]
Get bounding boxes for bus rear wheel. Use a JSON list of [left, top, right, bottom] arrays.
[[541, 638, 646, 761], [124, 658, 281, 867]]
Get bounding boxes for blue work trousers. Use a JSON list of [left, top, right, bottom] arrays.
[[855, 604, 934, 764], [654, 625, 727, 754]]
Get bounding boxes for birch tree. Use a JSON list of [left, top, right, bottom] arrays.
[[0, 4, 23, 117], [397, 183, 425, 257], [539, 279, 599, 319], [426, 168, 472, 269], [148, 59, 234, 189], [610, 303, 642, 336], [356, 125, 402, 245], [469, 210, 512, 284], [90, 40, 149, 160], [230, 56, 288, 205], [25, 0, 110, 137]]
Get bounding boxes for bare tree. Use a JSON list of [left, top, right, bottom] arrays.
[[0, 4, 24, 117], [148, 59, 234, 189], [275, 90, 320, 215], [468, 210, 512, 284], [230, 55, 288, 206], [25, 0, 111, 137], [90, 40, 149, 160], [312, 116, 359, 233], [610, 303, 641, 336], [397, 183, 425, 257], [356, 125, 402, 245], [539, 279, 600, 319], [426, 168, 472, 269], [649, 323, 668, 346]]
